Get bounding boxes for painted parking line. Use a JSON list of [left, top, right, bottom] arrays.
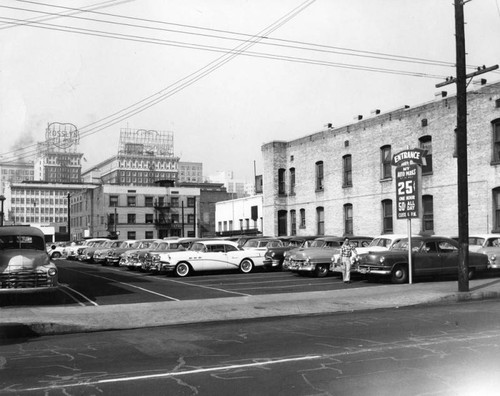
[[58, 284, 99, 306], [160, 277, 251, 297], [62, 267, 180, 301]]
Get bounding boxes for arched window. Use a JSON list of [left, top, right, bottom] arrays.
[[380, 145, 392, 180], [422, 195, 434, 233], [343, 155, 352, 187], [344, 204, 353, 235], [419, 136, 432, 174], [316, 207, 325, 235], [381, 199, 393, 234], [315, 161, 324, 191]]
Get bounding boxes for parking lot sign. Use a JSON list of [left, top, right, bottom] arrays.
[[396, 164, 419, 219]]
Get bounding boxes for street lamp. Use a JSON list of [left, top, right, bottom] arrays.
[[0, 195, 5, 227]]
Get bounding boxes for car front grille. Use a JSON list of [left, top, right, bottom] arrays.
[[0, 270, 52, 289]]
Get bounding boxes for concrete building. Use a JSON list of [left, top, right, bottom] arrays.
[[261, 81, 500, 238], [0, 161, 35, 194], [208, 170, 250, 198], [70, 183, 200, 241], [215, 194, 263, 236], [81, 128, 179, 185], [5, 181, 93, 239], [178, 162, 203, 183]]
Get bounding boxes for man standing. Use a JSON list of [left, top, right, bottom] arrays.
[[340, 237, 356, 284]]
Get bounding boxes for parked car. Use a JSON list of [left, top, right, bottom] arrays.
[[119, 239, 162, 269], [142, 240, 187, 272], [63, 238, 108, 260], [263, 236, 319, 270], [94, 240, 128, 265], [106, 240, 137, 266], [78, 239, 111, 262], [357, 236, 488, 284], [457, 234, 500, 269], [242, 238, 283, 251], [330, 236, 374, 268], [46, 242, 69, 259], [0, 226, 58, 290], [282, 238, 319, 270], [286, 236, 345, 277], [149, 240, 266, 277]]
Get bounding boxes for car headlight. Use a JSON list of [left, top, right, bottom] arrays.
[[379, 256, 385, 263], [490, 254, 496, 262], [48, 268, 57, 277]]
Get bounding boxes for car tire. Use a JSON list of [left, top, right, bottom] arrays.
[[314, 264, 329, 278], [391, 265, 408, 284], [239, 259, 254, 274], [175, 262, 191, 277], [52, 252, 61, 259]]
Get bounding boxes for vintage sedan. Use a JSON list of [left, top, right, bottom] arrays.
[[106, 240, 137, 266], [0, 226, 58, 291], [94, 240, 128, 265], [119, 239, 162, 269], [263, 236, 318, 270], [78, 239, 110, 262], [461, 234, 500, 269], [243, 238, 283, 251], [149, 240, 266, 277], [357, 236, 489, 284], [286, 236, 345, 277]]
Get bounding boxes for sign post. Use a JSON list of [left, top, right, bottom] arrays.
[[392, 149, 425, 284]]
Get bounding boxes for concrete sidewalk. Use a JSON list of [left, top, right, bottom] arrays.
[[2, 277, 500, 337]]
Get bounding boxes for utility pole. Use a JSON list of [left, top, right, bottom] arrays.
[[436, 1, 498, 292]]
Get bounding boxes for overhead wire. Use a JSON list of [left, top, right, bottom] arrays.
[[1, 0, 318, 162]]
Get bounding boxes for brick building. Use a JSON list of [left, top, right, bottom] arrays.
[[261, 81, 500, 238]]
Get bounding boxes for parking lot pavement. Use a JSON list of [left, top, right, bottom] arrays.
[[2, 277, 500, 338]]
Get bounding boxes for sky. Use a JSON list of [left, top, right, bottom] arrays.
[[1, 0, 500, 182]]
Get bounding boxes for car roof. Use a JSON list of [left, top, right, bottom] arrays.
[[195, 240, 239, 247], [0, 226, 45, 238]]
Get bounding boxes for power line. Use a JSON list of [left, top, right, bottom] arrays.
[[0, 0, 317, 162], [4, 2, 459, 69]]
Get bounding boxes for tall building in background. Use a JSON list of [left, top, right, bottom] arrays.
[[35, 122, 84, 183], [82, 128, 180, 185], [178, 161, 203, 183], [0, 161, 34, 194], [208, 170, 251, 198]]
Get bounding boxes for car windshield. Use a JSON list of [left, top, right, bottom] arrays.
[[110, 241, 123, 248], [119, 241, 131, 248], [149, 242, 161, 249], [486, 238, 500, 247], [310, 240, 326, 248], [369, 238, 392, 248], [0, 235, 45, 251], [244, 240, 261, 248], [392, 238, 424, 251], [131, 241, 142, 249], [469, 237, 485, 246]]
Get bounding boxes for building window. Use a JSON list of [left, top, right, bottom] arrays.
[[127, 231, 136, 240], [145, 231, 154, 239], [145, 214, 154, 224], [109, 195, 118, 207], [187, 214, 195, 224], [419, 135, 433, 174], [382, 199, 393, 234], [109, 213, 118, 226], [492, 119, 500, 163], [316, 207, 324, 235], [343, 155, 352, 187], [127, 214, 136, 224], [187, 197, 195, 207], [278, 168, 286, 195], [300, 208, 306, 229], [171, 197, 179, 207], [422, 195, 434, 233], [127, 196, 136, 207], [289, 167, 295, 195], [381, 145, 392, 180], [493, 188, 500, 232], [290, 209, 297, 236], [344, 204, 353, 235], [315, 161, 324, 191], [278, 210, 287, 236], [145, 196, 154, 207]]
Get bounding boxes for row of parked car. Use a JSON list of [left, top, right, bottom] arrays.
[[50, 232, 500, 284]]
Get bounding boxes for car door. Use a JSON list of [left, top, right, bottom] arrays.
[[437, 241, 459, 276], [414, 241, 442, 277], [201, 244, 230, 271]]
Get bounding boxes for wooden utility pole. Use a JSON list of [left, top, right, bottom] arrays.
[[436, 1, 498, 292], [455, 0, 469, 292]]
